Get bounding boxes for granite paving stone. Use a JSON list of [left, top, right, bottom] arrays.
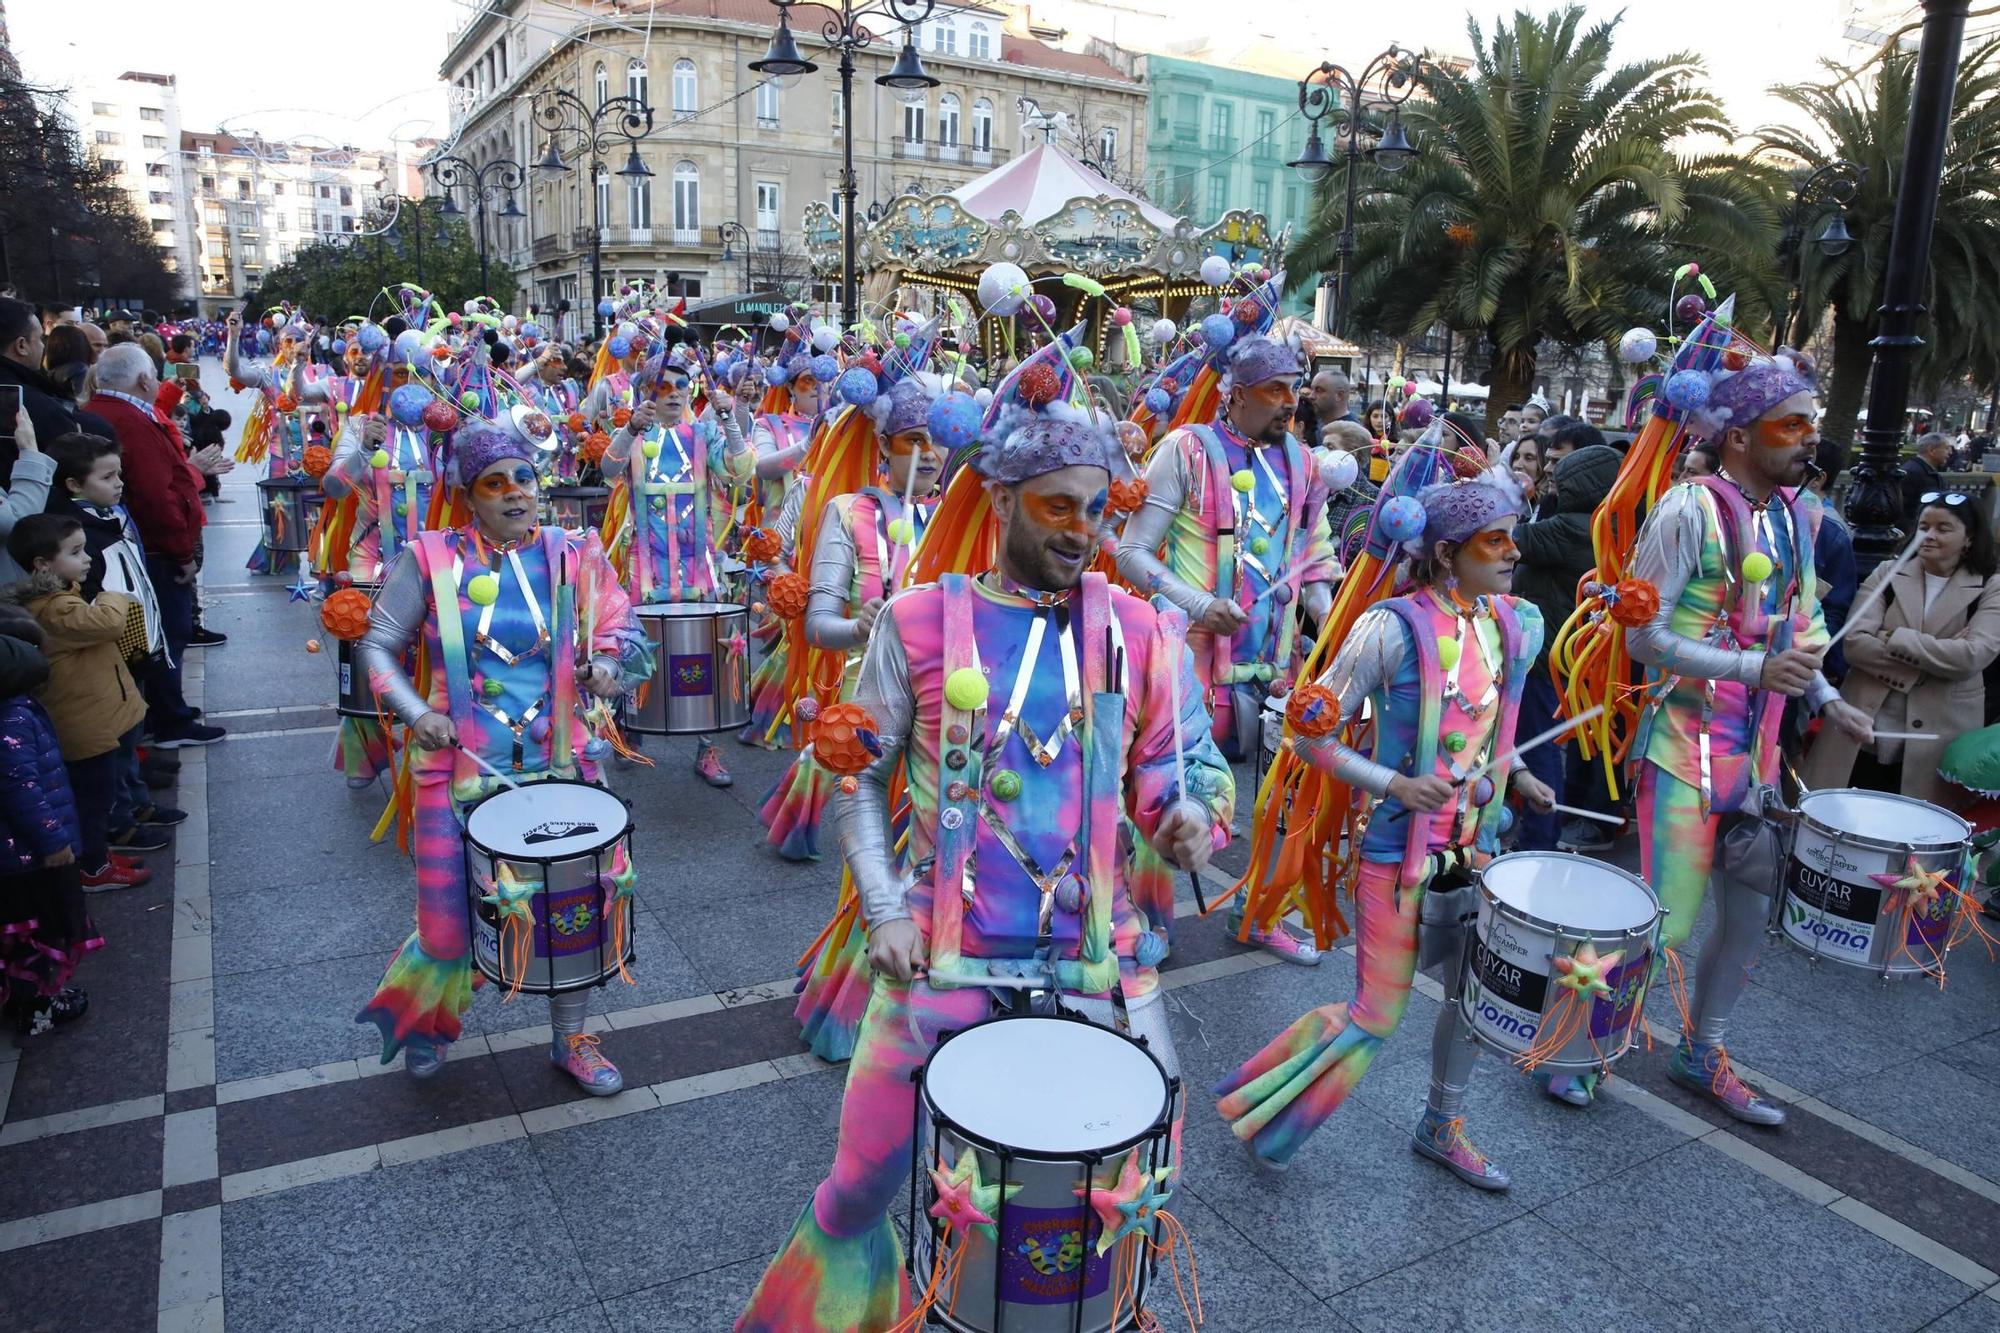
[[1917, 1296, 2000, 1333], [0, 1217, 162, 1333], [600, 1257, 771, 1332], [665, 880, 861, 992], [209, 870, 414, 976], [1819, 1054, 2000, 1189], [0, 1115, 163, 1223], [212, 950, 390, 1082], [1937, 1030, 2000, 1090]]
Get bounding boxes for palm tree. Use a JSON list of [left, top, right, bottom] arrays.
[[1288, 7, 1786, 426], [1755, 39, 2000, 455]]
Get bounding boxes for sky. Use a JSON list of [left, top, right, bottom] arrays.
[[4, 0, 1917, 152]]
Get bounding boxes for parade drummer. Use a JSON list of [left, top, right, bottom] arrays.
[[1117, 334, 1337, 964], [353, 421, 653, 1095], [736, 406, 1232, 1333], [1214, 467, 1554, 1186]]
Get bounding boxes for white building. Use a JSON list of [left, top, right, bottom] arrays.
[[78, 71, 197, 305]]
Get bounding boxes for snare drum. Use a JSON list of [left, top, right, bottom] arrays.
[[629, 602, 751, 735], [334, 582, 382, 719], [257, 476, 324, 557], [461, 780, 636, 994], [913, 1013, 1177, 1333], [1457, 852, 1662, 1073], [1777, 789, 1969, 976]]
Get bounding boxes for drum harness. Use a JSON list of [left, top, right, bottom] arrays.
[[455, 540, 555, 772]]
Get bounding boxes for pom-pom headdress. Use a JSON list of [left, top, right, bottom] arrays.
[[1168, 268, 1286, 431]]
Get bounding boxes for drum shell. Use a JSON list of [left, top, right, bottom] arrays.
[[912, 1014, 1173, 1333], [630, 602, 750, 735], [257, 477, 324, 555], [333, 582, 382, 719], [1457, 852, 1662, 1073], [462, 781, 636, 995], [544, 485, 610, 533], [1778, 789, 1969, 975]]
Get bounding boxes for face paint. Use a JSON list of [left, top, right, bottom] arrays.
[[885, 429, 931, 457], [474, 463, 538, 497], [1466, 529, 1518, 562], [1755, 414, 1816, 450], [1020, 487, 1108, 536]]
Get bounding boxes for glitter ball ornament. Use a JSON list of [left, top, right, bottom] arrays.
[[305, 639, 322, 654], [422, 400, 461, 433], [1016, 362, 1062, 407], [794, 697, 821, 723]]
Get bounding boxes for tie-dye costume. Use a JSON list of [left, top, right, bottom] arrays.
[[1621, 476, 1831, 1120], [737, 572, 1233, 1332], [739, 474, 809, 750], [1118, 419, 1336, 756], [603, 411, 752, 605], [525, 378, 583, 482], [226, 328, 312, 574], [351, 523, 652, 1078], [1214, 590, 1539, 1177]]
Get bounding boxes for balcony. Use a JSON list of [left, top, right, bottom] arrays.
[[756, 226, 779, 248], [572, 225, 604, 248], [1171, 122, 1198, 145], [935, 141, 961, 163], [533, 234, 562, 259], [970, 144, 1007, 167], [622, 227, 653, 245], [1209, 134, 1237, 153], [671, 227, 701, 246], [895, 137, 930, 160], [756, 116, 779, 131]]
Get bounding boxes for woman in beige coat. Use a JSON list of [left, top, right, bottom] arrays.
[[1802, 490, 2000, 808]]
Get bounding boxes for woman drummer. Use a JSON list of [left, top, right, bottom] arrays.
[[354, 422, 654, 1094], [1214, 469, 1555, 1186]]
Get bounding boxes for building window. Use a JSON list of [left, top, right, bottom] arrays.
[[339, 186, 352, 206], [756, 181, 779, 236], [627, 59, 648, 106], [143, 134, 165, 150], [756, 79, 780, 128], [968, 22, 991, 59], [146, 163, 168, 178], [673, 60, 697, 115], [201, 175, 215, 193], [1252, 178, 1271, 215], [971, 99, 993, 152], [594, 166, 610, 225], [1210, 102, 1233, 148], [300, 210, 314, 231], [1284, 185, 1299, 218], [100, 158, 125, 176], [1207, 174, 1226, 219], [903, 100, 926, 144], [594, 63, 609, 107], [830, 91, 843, 131], [672, 160, 700, 235], [341, 216, 354, 233], [319, 185, 331, 199], [91, 101, 115, 116], [830, 186, 843, 218], [95, 130, 122, 146], [198, 142, 212, 157], [272, 183, 284, 196], [237, 179, 251, 200], [627, 175, 652, 228], [937, 94, 960, 147], [932, 22, 956, 54], [152, 218, 173, 233], [149, 191, 171, 205], [1254, 108, 1276, 158], [1097, 127, 1117, 168], [140, 106, 164, 122]]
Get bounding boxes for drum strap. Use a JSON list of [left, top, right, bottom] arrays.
[[419, 532, 478, 778]]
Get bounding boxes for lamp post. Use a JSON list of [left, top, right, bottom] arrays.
[[1777, 159, 1864, 348], [1286, 46, 1428, 339], [1848, 0, 1970, 573], [428, 153, 526, 302], [750, 0, 939, 329], [531, 88, 655, 339], [377, 194, 449, 287], [718, 220, 752, 294]]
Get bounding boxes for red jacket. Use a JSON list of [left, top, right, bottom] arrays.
[[87, 392, 204, 564]]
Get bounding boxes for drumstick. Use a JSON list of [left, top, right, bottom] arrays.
[[1826, 528, 1924, 651], [1868, 731, 1938, 741], [1160, 608, 1209, 915], [455, 742, 522, 790], [1549, 802, 1621, 827], [1457, 705, 1606, 788]]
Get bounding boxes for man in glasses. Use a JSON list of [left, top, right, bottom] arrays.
[[1117, 334, 1337, 963], [1900, 430, 1954, 536]]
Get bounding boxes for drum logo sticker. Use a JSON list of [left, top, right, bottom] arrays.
[[998, 1204, 1112, 1305], [1470, 921, 1548, 1045], [523, 820, 601, 845], [1587, 950, 1651, 1040], [668, 653, 714, 697], [1783, 864, 1875, 957], [339, 662, 352, 695], [536, 887, 602, 956]]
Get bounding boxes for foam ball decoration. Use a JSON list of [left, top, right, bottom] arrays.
[[1608, 577, 1660, 628], [355, 323, 388, 353], [886, 517, 915, 544], [1108, 477, 1149, 513], [319, 588, 374, 641], [1286, 683, 1343, 738], [520, 322, 541, 340], [1618, 328, 1658, 364], [388, 383, 430, 426], [893, 331, 912, 349], [458, 390, 481, 411], [1403, 380, 1419, 398], [607, 335, 632, 358], [394, 329, 427, 364], [1144, 387, 1170, 415], [255, 331, 272, 352], [945, 666, 989, 712], [433, 343, 452, 361], [974, 387, 994, 408], [582, 431, 611, 464], [1200, 254, 1233, 286], [276, 394, 298, 413], [333, 401, 350, 415], [500, 315, 518, 332], [1200, 312, 1238, 352], [809, 354, 841, 384], [1741, 551, 1773, 583], [812, 701, 882, 776], [422, 400, 461, 434], [927, 393, 983, 452], [1230, 469, 1256, 494], [1399, 397, 1435, 431], [598, 299, 617, 318], [1675, 293, 1709, 324], [566, 412, 587, 434], [331, 339, 347, 358], [369, 448, 391, 469], [1722, 347, 1750, 372], [1025, 293, 1058, 328], [1111, 306, 1132, 326], [1016, 362, 1062, 408], [810, 324, 840, 353], [641, 439, 662, 460], [1149, 318, 1177, 344], [765, 571, 810, 619], [1437, 636, 1462, 671], [612, 407, 633, 429], [1663, 369, 1711, 412], [793, 696, 819, 722], [742, 528, 783, 564], [1067, 347, 1094, 371], [836, 367, 879, 407], [305, 639, 322, 654], [1472, 776, 1496, 806], [1135, 930, 1169, 967], [1319, 449, 1359, 492], [765, 362, 790, 386], [466, 573, 500, 606], [977, 261, 1031, 316], [1377, 494, 1426, 544]]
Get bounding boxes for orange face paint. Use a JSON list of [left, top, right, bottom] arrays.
[[885, 429, 932, 457], [1755, 413, 1816, 451], [1465, 529, 1518, 562], [473, 463, 537, 497], [1020, 488, 1109, 535]]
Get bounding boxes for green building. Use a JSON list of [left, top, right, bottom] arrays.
[[1139, 51, 1314, 314]]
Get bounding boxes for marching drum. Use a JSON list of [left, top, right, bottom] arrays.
[[1777, 789, 1969, 977], [257, 475, 324, 557], [334, 582, 382, 718], [912, 1013, 1178, 1333], [629, 602, 751, 735], [1457, 852, 1662, 1073], [461, 780, 636, 994], [544, 485, 611, 533]]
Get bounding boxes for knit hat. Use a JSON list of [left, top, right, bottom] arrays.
[[1705, 355, 1815, 431], [870, 378, 934, 438]]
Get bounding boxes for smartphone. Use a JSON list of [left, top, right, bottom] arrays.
[[0, 384, 18, 444], [175, 362, 201, 382]]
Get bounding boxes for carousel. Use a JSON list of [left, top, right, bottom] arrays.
[[801, 143, 1280, 367]]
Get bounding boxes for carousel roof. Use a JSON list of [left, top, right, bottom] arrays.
[[949, 143, 1180, 232]]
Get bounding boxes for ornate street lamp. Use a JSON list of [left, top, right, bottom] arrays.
[[1776, 159, 1864, 348], [427, 153, 526, 299], [531, 88, 656, 338]]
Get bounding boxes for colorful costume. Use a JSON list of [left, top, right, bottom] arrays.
[[353, 426, 653, 1092], [737, 414, 1232, 1333], [226, 314, 312, 574]]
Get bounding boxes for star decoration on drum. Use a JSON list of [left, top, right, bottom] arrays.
[[1869, 855, 1953, 915], [1550, 941, 1625, 999], [927, 1146, 1019, 1240], [1077, 1151, 1172, 1256], [480, 876, 536, 925]]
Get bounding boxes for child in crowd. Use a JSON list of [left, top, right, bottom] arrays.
[[4, 513, 151, 891], [0, 601, 100, 1037]]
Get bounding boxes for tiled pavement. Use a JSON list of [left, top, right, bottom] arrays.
[[4, 382, 2000, 1331]]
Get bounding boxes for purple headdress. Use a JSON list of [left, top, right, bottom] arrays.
[[976, 403, 1125, 484], [1221, 336, 1302, 391], [453, 425, 536, 487]]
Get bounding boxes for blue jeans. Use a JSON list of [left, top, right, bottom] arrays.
[[1515, 669, 1564, 851]]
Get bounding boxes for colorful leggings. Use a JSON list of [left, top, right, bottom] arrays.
[[1214, 859, 1478, 1166], [1635, 762, 1768, 1046]]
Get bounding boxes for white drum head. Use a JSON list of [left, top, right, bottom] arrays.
[[1482, 852, 1657, 932], [1799, 789, 1968, 847], [638, 601, 744, 617], [926, 1017, 1167, 1156], [465, 781, 629, 859]]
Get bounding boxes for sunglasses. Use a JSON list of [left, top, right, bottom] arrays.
[[474, 463, 538, 496], [1920, 491, 1971, 507]]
